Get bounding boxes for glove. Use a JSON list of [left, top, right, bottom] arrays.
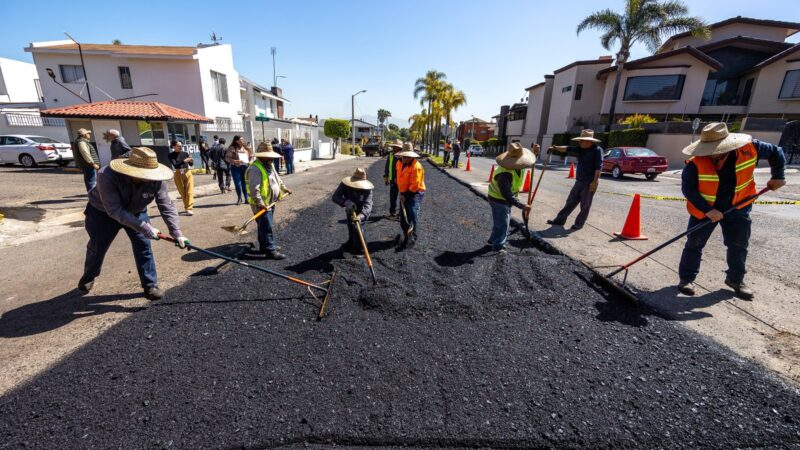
[[143, 224, 161, 240], [175, 236, 191, 249], [357, 213, 365, 222], [383, 177, 389, 186]]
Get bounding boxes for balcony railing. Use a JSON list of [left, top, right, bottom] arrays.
[[3, 113, 65, 127], [201, 120, 245, 133]]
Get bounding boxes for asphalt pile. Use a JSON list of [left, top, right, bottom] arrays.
[[1, 161, 799, 449]]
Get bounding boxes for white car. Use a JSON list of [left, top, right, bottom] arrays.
[[0, 135, 74, 168], [468, 144, 484, 156]]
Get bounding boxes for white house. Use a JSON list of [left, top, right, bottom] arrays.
[[351, 119, 376, 141], [0, 57, 40, 103], [519, 75, 554, 148]]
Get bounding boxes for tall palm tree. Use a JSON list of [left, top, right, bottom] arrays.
[[577, 0, 709, 129], [377, 109, 391, 142], [414, 70, 446, 153], [439, 85, 467, 143], [409, 109, 428, 149]]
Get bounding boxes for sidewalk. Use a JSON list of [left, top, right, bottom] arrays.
[[436, 156, 800, 385]]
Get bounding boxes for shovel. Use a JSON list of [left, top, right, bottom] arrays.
[[351, 209, 377, 285], [522, 146, 547, 239], [221, 195, 285, 235], [397, 195, 414, 247]]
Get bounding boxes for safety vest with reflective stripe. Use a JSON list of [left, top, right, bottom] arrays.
[[387, 152, 396, 182], [245, 159, 272, 206], [488, 166, 523, 202], [686, 142, 757, 219]]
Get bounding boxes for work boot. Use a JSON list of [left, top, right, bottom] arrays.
[[547, 219, 565, 226], [144, 286, 164, 301], [678, 280, 696, 296], [385, 212, 399, 221], [725, 280, 754, 300], [264, 251, 287, 260], [570, 224, 584, 231], [77, 278, 94, 294]]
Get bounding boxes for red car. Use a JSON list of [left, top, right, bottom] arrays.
[[602, 147, 668, 180]]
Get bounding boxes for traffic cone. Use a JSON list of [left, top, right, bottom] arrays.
[[466, 153, 471, 172], [521, 169, 532, 193], [487, 164, 495, 182], [614, 194, 648, 240], [566, 163, 575, 179]]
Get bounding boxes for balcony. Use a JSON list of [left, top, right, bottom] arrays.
[[201, 119, 245, 133], [3, 113, 65, 127]]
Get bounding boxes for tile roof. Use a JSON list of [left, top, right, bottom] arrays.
[[659, 17, 800, 52], [31, 43, 198, 57], [40, 101, 212, 123], [596, 47, 722, 79], [747, 43, 800, 73]]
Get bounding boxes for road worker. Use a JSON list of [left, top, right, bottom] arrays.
[[332, 168, 374, 253], [546, 129, 604, 230], [383, 139, 404, 220], [395, 143, 425, 248], [487, 142, 536, 252], [245, 142, 291, 260]]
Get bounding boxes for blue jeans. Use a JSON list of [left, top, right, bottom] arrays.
[[81, 204, 157, 288], [488, 199, 512, 249], [82, 166, 97, 192], [679, 206, 752, 284], [256, 208, 276, 253], [285, 156, 294, 174], [231, 165, 248, 203], [452, 152, 460, 168], [401, 192, 424, 240]]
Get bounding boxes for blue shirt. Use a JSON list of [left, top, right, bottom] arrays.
[[564, 145, 604, 182]]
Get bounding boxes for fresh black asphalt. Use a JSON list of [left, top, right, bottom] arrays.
[[1, 160, 799, 449]]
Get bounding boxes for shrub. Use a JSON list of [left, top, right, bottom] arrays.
[[608, 128, 648, 147], [729, 121, 742, 133], [618, 113, 657, 128], [341, 143, 363, 156]]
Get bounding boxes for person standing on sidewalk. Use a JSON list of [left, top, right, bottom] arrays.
[[396, 143, 426, 248], [443, 139, 452, 166], [677, 122, 786, 300], [452, 139, 462, 168], [226, 135, 254, 205], [210, 137, 231, 194], [332, 168, 374, 253], [487, 143, 535, 252], [271, 138, 283, 173], [546, 129, 604, 231], [74, 128, 100, 192], [383, 139, 403, 220], [246, 143, 291, 260], [169, 140, 195, 216], [78, 147, 190, 301], [103, 129, 132, 160], [281, 139, 295, 174], [198, 136, 211, 174]]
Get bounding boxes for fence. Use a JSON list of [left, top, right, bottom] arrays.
[[4, 113, 65, 127], [201, 119, 246, 133]]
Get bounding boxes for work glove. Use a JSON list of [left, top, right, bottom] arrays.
[[257, 202, 268, 211], [589, 180, 599, 193], [143, 224, 161, 240], [175, 236, 191, 249], [383, 176, 389, 186]]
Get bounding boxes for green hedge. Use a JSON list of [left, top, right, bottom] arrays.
[[608, 128, 648, 147]]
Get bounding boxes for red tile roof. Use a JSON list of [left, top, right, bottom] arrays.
[[40, 101, 213, 123]]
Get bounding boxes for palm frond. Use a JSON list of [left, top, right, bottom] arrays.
[[576, 9, 623, 35]]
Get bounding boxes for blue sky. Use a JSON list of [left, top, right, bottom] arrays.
[[1, 0, 797, 126]]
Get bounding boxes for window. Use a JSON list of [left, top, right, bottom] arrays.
[[210, 71, 229, 102], [779, 69, 800, 99], [624, 148, 656, 157], [118, 66, 133, 89], [561, 85, 572, 93], [574, 84, 583, 100], [623, 75, 685, 101], [606, 148, 621, 158], [138, 121, 167, 146], [59, 65, 85, 83], [741, 78, 754, 105]]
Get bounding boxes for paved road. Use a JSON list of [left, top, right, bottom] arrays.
[[454, 154, 800, 384]]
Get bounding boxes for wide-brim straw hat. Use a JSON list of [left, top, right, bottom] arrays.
[[396, 149, 420, 158], [571, 129, 602, 143], [682, 122, 751, 156], [388, 139, 404, 150], [109, 147, 174, 181], [342, 167, 374, 190], [496, 142, 535, 170], [254, 141, 282, 159]]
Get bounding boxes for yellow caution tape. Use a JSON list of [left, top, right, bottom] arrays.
[[600, 191, 800, 206]]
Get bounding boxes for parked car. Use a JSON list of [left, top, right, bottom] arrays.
[[0, 135, 74, 168], [602, 147, 668, 180], [468, 144, 484, 156]]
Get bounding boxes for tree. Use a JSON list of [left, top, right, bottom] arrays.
[[414, 70, 446, 153], [408, 109, 428, 149], [323, 118, 351, 158], [577, 0, 708, 130], [439, 85, 466, 144], [112, 39, 122, 45]]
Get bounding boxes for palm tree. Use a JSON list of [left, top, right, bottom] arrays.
[[377, 109, 391, 142], [112, 39, 122, 45], [577, 0, 709, 129], [414, 70, 446, 153], [439, 85, 466, 144], [408, 109, 428, 149]]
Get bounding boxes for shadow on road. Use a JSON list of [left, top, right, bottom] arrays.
[[284, 247, 345, 274], [180, 243, 252, 263], [434, 246, 493, 267], [641, 286, 734, 322], [0, 291, 144, 338], [536, 225, 572, 239]]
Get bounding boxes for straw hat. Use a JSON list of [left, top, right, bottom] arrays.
[[254, 142, 282, 159], [77, 128, 92, 137], [109, 147, 174, 181], [396, 143, 420, 158], [342, 168, 374, 190], [682, 122, 751, 156], [496, 142, 535, 170], [571, 129, 602, 143], [388, 139, 404, 150]]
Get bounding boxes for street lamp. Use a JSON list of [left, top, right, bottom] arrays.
[[352, 89, 366, 155], [64, 32, 91, 102], [275, 75, 287, 87]]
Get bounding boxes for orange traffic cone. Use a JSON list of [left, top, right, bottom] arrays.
[[521, 169, 532, 193], [566, 162, 575, 179], [466, 153, 471, 172], [487, 164, 495, 182], [614, 194, 648, 240]]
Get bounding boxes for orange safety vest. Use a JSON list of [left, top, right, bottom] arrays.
[[686, 142, 757, 219], [396, 159, 426, 193]]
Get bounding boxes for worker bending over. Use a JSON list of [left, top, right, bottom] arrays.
[[332, 168, 374, 253], [487, 142, 536, 252], [246, 143, 291, 260]]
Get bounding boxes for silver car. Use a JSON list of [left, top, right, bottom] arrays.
[[468, 144, 484, 156], [0, 135, 74, 168]]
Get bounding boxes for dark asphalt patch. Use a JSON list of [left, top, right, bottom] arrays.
[[1, 160, 799, 449]]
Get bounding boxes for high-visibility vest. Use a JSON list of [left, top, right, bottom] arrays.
[[245, 159, 272, 206], [387, 152, 396, 181], [686, 143, 757, 219], [488, 166, 523, 202]]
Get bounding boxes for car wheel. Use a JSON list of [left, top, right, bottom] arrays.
[[645, 173, 658, 181], [19, 154, 38, 168], [612, 165, 623, 179]]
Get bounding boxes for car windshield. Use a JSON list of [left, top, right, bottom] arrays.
[[26, 136, 61, 144], [624, 148, 656, 157]]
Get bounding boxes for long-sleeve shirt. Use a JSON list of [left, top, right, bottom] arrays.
[[281, 144, 294, 161], [682, 139, 786, 213], [75, 138, 98, 168], [110, 136, 132, 160], [168, 151, 192, 170], [396, 160, 426, 193], [332, 183, 373, 220], [551, 145, 603, 182], [225, 145, 254, 166], [489, 171, 525, 208], [245, 161, 288, 212], [88, 166, 182, 237]]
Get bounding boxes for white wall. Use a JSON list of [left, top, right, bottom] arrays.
[[748, 59, 800, 116], [506, 119, 524, 136], [196, 45, 242, 121], [646, 131, 784, 170], [0, 57, 39, 103], [523, 84, 547, 139], [0, 122, 69, 142], [546, 66, 578, 135]]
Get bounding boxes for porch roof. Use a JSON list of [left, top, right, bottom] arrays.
[[40, 100, 213, 123]]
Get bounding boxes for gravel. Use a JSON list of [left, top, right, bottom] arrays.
[[1, 160, 799, 449]]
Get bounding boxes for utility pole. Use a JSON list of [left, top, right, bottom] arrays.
[[352, 90, 366, 155], [64, 32, 91, 103], [271, 47, 277, 88]]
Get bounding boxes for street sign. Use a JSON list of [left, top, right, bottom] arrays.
[[692, 118, 701, 131], [256, 116, 270, 122]]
